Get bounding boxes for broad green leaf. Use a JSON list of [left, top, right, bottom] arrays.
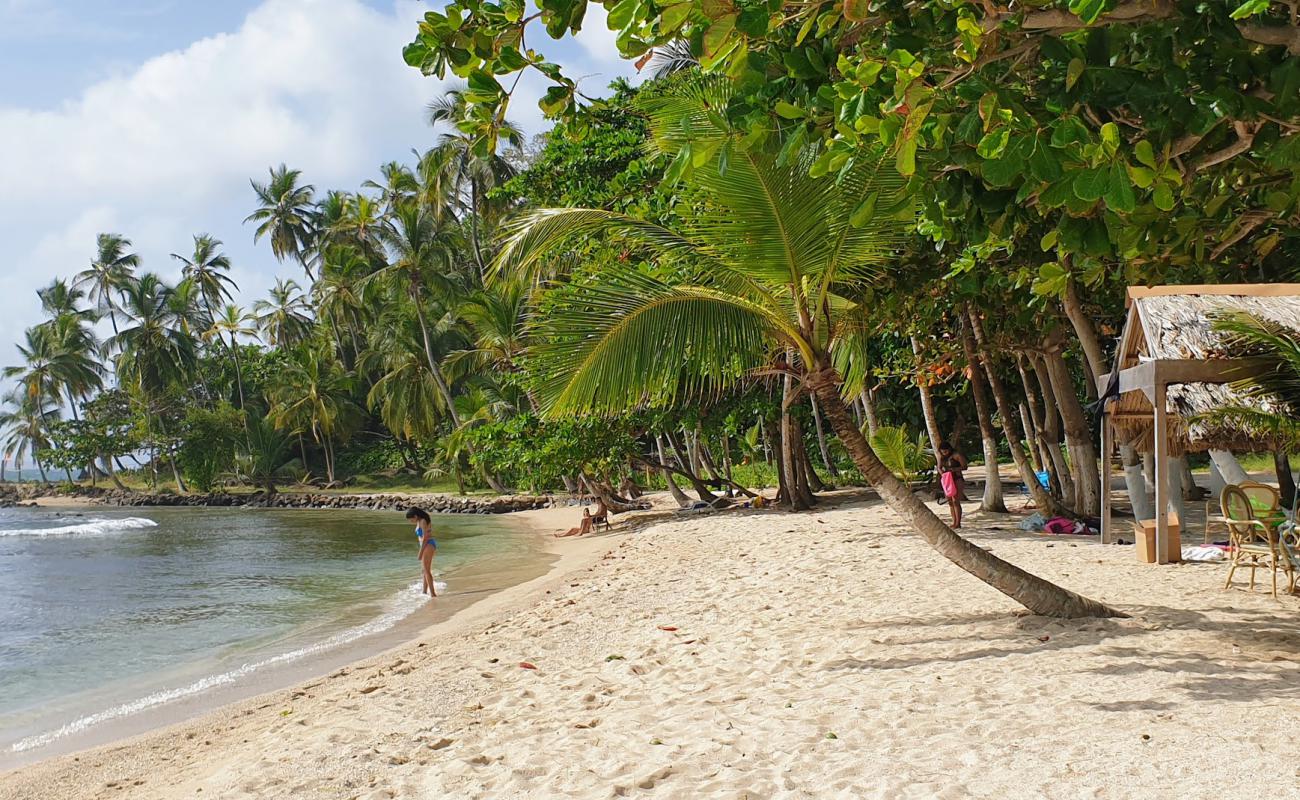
[[1028, 143, 1062, 181], [849, 192, 879, 227], [774, 101, 805, 119], [1040, 229, 1059, 252], [607, 0, 639, 30], [660, 2, 693, 32], [1069, 0, 1108, 26], [1134, 139, 1157, 168], [1266, 191, 1292, 212], [844, 0, 871, 22], [1230, 0, 1271, 18], [1066, 58, 1085, 90], [1072, 166, 1109, 202], [795, 11, 816, 45], [896, 137, 918, 175], [1127, 165, 1155, 188], [1033, 262, 1068, 296], [703, 14, 736, 57], [976, 128, 1009, 159], [1104, 162, 1136, 213], [1152, 183, 1175, 211]]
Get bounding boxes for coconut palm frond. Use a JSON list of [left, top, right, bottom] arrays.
[[529, 266, 782, 417]]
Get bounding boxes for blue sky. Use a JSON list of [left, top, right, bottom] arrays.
[[0, 0, 635, 400]]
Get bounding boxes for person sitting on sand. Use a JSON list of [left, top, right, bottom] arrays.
[[936, 441, 968, 529], [557, 508, 594, 538], [405, 507, 438, 597]]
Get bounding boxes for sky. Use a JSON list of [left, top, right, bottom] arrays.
[[0, 0, 636, 392]]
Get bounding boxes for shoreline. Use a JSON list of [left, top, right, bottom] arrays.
[[6, 490, 1297, 798], [3, 484, 564, 515], [0, 499, 606, 775]]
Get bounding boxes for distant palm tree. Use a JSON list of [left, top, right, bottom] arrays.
[[206, 304, 258, 410], [246, 164, 317, 280], [425, 86, 525, 278], [0, 390, 58, 484], [4, 322, 102, 425], [113, 274, 197, 490], [173, 235, 243, 406], [74, 233, 139, 340], [363, 162, 419, 213], [253, 279, 312, 348], [268, 344, 359, 484]]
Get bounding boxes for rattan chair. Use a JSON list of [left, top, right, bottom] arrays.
[[1222, 485, 1295, 598], [1238, 481, 1281, 517]]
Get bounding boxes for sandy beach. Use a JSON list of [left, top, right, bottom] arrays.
[[4, 491, 1299, 799]]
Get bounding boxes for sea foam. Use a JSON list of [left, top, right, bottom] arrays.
[[10, 579, 440, 753], [0, 517, 159, 537]]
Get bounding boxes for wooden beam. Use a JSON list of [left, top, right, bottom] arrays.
[[1117, 362, 1157, 401], [1114, 357, 1271, 401], [1126, 283, 1300, 305], [1100, 413, 1114, 544], [1153, 382, 1170, 565]]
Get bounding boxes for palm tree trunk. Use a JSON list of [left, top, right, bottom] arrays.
[[1023, 355, 1074, 505], [410, 288, 507, 493], [1018, 402, 1045, 473], [793, 416, 825, 495], [910, 336, 944, 457], [1043, 347, 1101, 516], [862, 387, 881, 438], [809, 369, 1121, 618], [966, 307, 1069, 517], [1061, 278, 1105, 401], [810, 395, 839, 477], [959, 316, 1006, 513], [657, 437, 692, 508], [469, 180, 488, 283], [1275, 451, 1296, 509], [780, 371, 810, 510]]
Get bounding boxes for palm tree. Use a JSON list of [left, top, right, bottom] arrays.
[[1207, 312, 1300, 447], [113, 274, 197, 490], [246, 164, 317, 280], [494, 80, 1116, 618], [173, 235, 244, 406], [206, 304, 258, 410], [268, 344, 358, 484], [4, 323, 101, 425], [241, 412, 294, 495], [363, 162, 419, 214], [425, 86, 525, 277], [253, 279, 312, 348], [0, 390, 58, 484], [369, 202, 508, 492], [74, 233, 139, 339]]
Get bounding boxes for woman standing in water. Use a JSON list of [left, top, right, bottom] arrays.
[[405, 507, 438, 597]]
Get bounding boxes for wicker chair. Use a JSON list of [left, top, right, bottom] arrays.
[[1222, 485, 1295, 598], [1239, 481, 1281, 517]]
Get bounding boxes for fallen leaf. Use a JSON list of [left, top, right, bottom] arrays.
[[658, 625, 678, 632], [519, 662, 537, 670]]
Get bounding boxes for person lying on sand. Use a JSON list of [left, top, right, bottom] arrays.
[[557, 508, 594, 538]]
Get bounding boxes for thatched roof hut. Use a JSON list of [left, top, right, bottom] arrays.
[[1104, 284, 1300, 456], [1098, 284, 1300, 559]]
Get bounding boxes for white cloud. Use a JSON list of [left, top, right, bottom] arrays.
[[0, 0, 636, 386]]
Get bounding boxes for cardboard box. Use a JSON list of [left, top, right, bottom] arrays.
[[1134, 514, 1181, 563]]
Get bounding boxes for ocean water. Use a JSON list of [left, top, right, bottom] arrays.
[[0, 504, 544, 761]]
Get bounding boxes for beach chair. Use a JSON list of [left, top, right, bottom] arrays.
[[1222, 486, 1295, 599], [1238, 481, 1281, 519], [1017, 470, 1052, 509]]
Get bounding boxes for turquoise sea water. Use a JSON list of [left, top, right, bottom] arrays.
[[0, 505, 542, 760]]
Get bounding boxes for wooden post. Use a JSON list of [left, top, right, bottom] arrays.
[[1153, 381, 1169, 564], [1100, 410, 1113, 544]]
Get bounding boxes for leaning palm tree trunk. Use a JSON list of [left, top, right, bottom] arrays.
[[809, 370, 1121, 618]]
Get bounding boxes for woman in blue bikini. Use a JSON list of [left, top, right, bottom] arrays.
[[405, 507, 437, 597]]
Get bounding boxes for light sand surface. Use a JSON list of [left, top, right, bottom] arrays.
[[4, 491, 1300, 799]]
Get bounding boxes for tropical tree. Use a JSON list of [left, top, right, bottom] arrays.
[[174, 235, 244, 406], [496, 82, 1117, 618], [1207, 312, 1300, 448], [267, 344, 359, 484], [113, 274, 198, 490], [74, 233, 139, 339], [0, 390, 58, 483], [246, 164, 317, 280], [425, 86, 525, 276], [205, 304, 257, 410], [253, 278, 313, 348]]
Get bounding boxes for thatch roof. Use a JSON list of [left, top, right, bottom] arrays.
[[1107, 285, 1300, 455]]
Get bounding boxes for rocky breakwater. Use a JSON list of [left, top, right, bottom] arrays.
[[0, 484, 555, 514]]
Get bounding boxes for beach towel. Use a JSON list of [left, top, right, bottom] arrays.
[[1181, 545, 1227, 562], [940, 471, 958, 499], [1018, 512, 1047, 531]]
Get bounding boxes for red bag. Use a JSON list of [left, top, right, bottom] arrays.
[[940, 471, 958, 499]]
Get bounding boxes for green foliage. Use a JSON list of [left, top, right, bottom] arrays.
[[466, 413, 641, 491], [868, 425, 934, 485], [177, 404, 243, 492]]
